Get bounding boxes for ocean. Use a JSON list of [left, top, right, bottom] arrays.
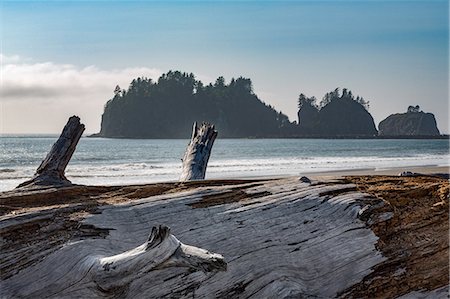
[[0, 136, 449, 192]]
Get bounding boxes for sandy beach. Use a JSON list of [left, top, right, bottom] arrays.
[[230, 164, 449, 182], [305, 165, 449, 179]]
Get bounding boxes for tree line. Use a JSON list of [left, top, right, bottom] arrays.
[[100, 71, 290, 138], [98, 71, 378, 138]]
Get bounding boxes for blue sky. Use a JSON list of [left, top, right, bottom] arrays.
[[1, 0, 448, 134]]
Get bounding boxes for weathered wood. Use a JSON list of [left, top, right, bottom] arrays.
[[1, 176, 448, 298], [93, 225, 226, 291], [17, 116, 85, 188], [1, 178, 385, 298], [180, 122, 218, 181]]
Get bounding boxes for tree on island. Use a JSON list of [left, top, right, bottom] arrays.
[[297, 93, 319, 133], [319, 88, 370, 111], [407, 105, 421, 113], [98, 71, 291, 138], [298, 93, 318, 109]]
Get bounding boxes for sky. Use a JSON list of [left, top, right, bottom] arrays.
[[1, 0, 448, 134]]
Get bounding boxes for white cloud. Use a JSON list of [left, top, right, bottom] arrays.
[[0, 55, 162, 134], [0, 53, 22, 64]]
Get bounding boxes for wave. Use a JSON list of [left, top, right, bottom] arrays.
[[1, 154, 448, 191]]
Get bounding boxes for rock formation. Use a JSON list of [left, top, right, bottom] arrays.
[[297, 93, 378, 137], [316, 97, 377, 136], [378, 109, 440, 136], [297, 102, 319, 134]]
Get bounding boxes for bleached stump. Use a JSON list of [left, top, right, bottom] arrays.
[[180, 122, 218, 181], [17, 116, 85, 188]]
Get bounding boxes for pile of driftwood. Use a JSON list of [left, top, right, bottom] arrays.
[[0, 116, 448, 298]]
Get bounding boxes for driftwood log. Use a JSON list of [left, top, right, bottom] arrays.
[[180, 122, 218, 181], [17, 116, 85, 188], [2, 176, 447, 298]]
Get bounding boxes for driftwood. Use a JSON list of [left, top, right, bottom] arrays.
[[93, 224, 226, 291], [17, 116, 85, 188], [1, 176, 448, 298], [0, 178, 391, 298], [180, 122, 218, 181]]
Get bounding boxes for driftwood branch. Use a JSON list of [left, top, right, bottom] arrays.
[[17, 116, 85, 188], [180, 122, 218, 181], [92, 225, 226, 291]]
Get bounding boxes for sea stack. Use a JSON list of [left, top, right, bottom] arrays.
[[378, 106, 440, 136], [297, 88, 378, 137]]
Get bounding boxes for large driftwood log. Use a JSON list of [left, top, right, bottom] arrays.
[[1, 176, 448, 298], [17, 116, 85, 188], [1, 178, 386, 298], [180, 122, 218, 181]]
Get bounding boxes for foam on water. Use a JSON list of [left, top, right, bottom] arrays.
[[1, 137, 448, 191]]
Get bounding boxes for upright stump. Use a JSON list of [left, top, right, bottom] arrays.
[[180, 122, 218, 181], [17, 116, 85, 188]]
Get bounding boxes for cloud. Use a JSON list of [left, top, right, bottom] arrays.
[[0, 53, 22, 64], [1, 62, 161, 101], [0, 55, 162, 134]]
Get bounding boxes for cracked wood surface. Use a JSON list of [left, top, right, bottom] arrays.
[[1, 176, 448, 298], [17, 116, 85, 188], [180, 122, 218, 181]]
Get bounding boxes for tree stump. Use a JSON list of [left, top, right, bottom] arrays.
[[180, 122, 218, 181], [17, 116, 85, 188]]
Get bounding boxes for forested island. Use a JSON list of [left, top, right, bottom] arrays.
[[94, 71, 443, 139], [96, 71, 290, 138], [296, 89, 377, 137]]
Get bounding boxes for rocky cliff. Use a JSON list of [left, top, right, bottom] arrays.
[[317, 97, 377, 136], [379, 110, 440, 136], [297, 102, 319, 134], [297, 89, 378, 137]]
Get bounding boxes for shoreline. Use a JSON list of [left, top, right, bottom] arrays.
[[205, 165, 450, 182], [87, 134, 450, 140], [0, 165, 448, 193], [303, 165, 449, 179]]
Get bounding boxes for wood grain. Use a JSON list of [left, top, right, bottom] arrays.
[[180, 122, 218, 181], [1, 177, 388, 298], [17, 116, 85, 188]]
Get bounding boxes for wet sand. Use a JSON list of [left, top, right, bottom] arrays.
[[305, 165, 449, 180]]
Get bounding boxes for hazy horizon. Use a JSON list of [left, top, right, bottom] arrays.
[[1, 0, 448, 134]]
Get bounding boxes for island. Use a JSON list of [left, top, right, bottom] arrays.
[[93, 71, 446, 139], [378, 105, 441, 137]]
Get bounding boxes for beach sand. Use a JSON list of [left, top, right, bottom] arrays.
[[306, 165, 449, 179]]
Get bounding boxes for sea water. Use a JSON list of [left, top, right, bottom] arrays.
[[0, 136, 449, 192]]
